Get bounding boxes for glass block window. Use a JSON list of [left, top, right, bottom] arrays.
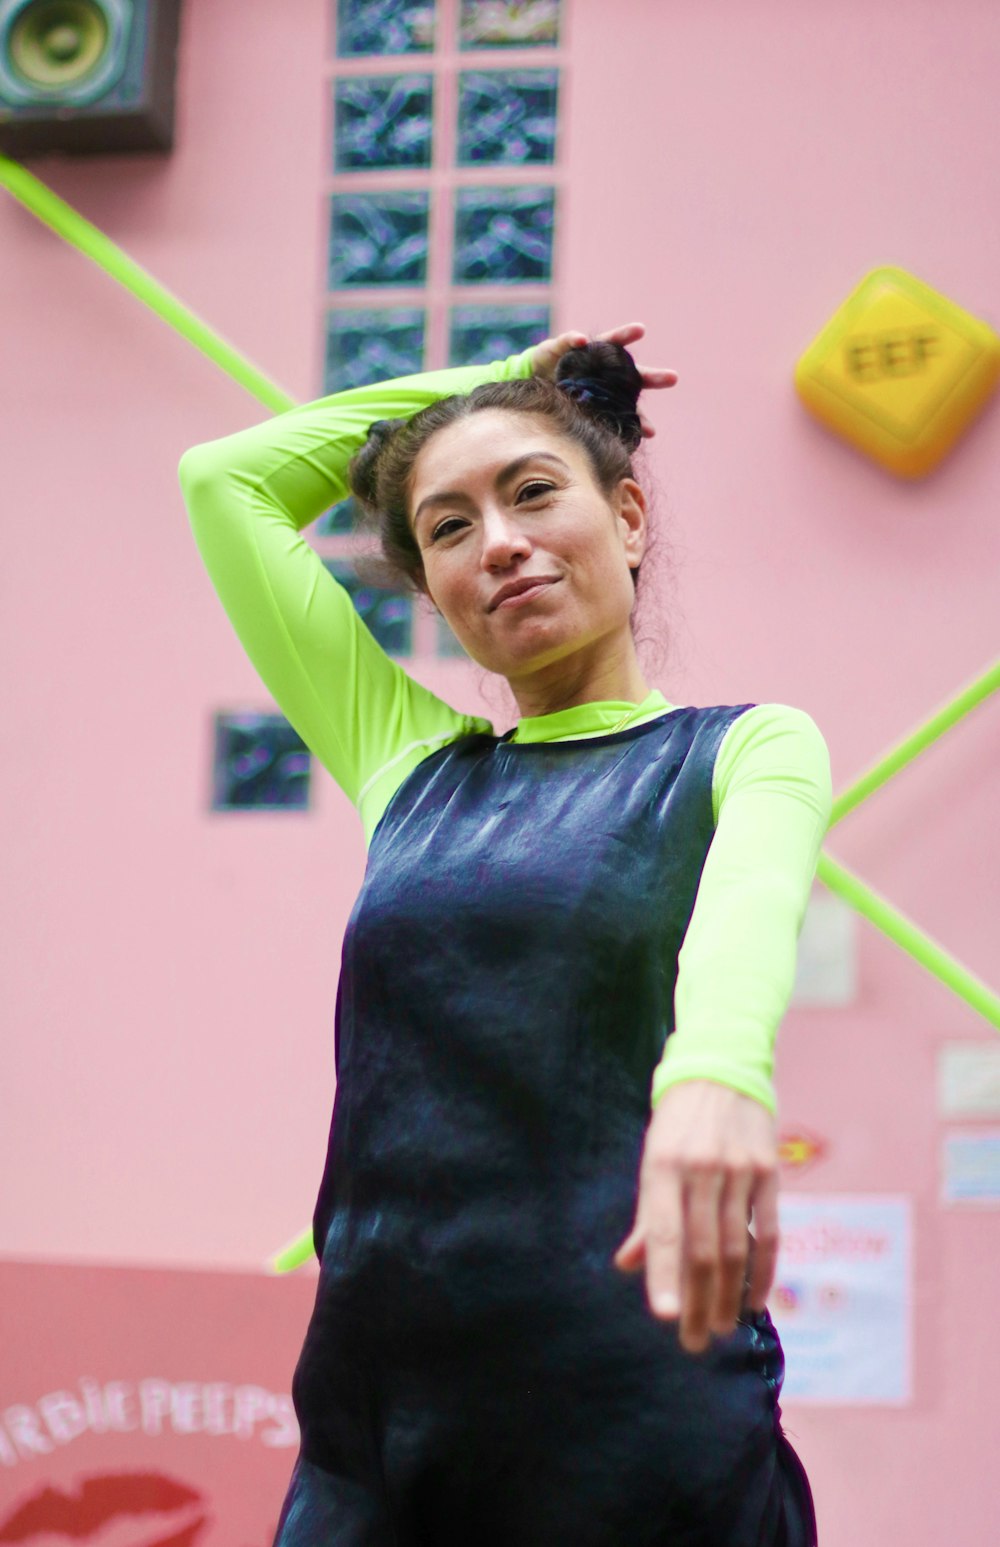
[[212, 713, 311, 810], [323, 560, 414, 656], [337, 0, 435, 57], [323, 0, 563, 658], [316, 496, 360, 536], [453, 186, 555, 284], [459, 0, 559, 49], [457, 70, 557, 166], [334, 74, 434, 171], [329, 191, 430, 288], [449, 303, 550, 366], [325, 307, 426, 392]]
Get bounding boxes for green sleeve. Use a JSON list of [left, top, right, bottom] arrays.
[[651, 704, 833, 1115], [178, 351, 533, 835]]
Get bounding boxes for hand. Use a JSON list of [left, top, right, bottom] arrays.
[[529, 321, 678, 439], [613, 1080, 780, 1353]]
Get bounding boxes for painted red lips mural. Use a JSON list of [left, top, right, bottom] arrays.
[[0, 1472, 208, 1547], [0, 1262, 318, 1547]]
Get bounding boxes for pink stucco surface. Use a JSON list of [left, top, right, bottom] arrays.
[[2, 0, 999, 1539]]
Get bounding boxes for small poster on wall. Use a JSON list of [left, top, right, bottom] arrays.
[[771, 1195, 912, 1404]]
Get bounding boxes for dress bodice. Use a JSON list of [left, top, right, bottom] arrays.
[[313, 703, 753, 1260]]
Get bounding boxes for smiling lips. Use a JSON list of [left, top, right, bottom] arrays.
[[489, 576, 560, 611]]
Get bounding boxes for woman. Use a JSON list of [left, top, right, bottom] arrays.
[[179, 321, 831, 1545]]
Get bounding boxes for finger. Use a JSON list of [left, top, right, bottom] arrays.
[[553, 329, 588, 350], [711, 1171, 753, 1334], [638, 413, 656, 440], [679, 1170, 723, 1353], [531, 330, 587, 373], [638, 368, 678, 388], [613, 1223, 646, 1273], [594, 321, 646, 346], [536, 330, 587, 366], [745, 1169, 780, 1312], [642, 1167, 683, 1320]]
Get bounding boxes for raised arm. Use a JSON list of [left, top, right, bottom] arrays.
[[178, 351, 533, 824]]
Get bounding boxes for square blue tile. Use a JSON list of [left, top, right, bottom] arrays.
[[329, 190, 430, 288], [212, 713, 311, 810], [334, 73, 434, 171], [449, 303, 550, 365], [459, 0, 559, 49], [457, 69, 557, 165], [336, 0, 435, 56], [324, 307, 426, 391], [324, 560, 414, 655], [453, 185, 554, 284]]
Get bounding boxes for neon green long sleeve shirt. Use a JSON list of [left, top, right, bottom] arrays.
[[178, 350, 832, 1116]]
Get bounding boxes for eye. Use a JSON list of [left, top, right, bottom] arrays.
[[429, 516, 467, 542], [517, 480, 555, 501]]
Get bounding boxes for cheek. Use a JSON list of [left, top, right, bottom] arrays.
[[570, 515, 622, 577], [422, 553, 472, 622]]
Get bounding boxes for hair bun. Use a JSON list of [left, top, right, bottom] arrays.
[[351, 417, 403, 507], [554, 340, 643, 452]]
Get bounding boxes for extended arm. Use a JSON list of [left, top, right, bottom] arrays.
[[654, 703, 833, 1113], [616, 704, 833, 1350]]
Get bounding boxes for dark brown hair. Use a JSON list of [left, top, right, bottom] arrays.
[[348, 340, 646, 594]]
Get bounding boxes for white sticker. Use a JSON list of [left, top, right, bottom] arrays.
[[938, 1043, 1000, 1118], [771, 1195, 912, 1404], [942, 1130, 1000, 1203], [790, 891, 858, 1006]]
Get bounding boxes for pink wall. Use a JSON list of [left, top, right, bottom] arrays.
[[2, 1, 999, 1541]]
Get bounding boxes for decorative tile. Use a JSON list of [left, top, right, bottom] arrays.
[[453, 185, 555, 284], [334, 74, 433, 171], [457, 69, 557, 165], [323, 560, 414, 656], [324, 307, 426, 391], [336, 0, 435, 57], [212, 713, 311, 810], [449, 302, 550, 365], [459, 0, 559, 49], [316, 497, 360, 535], [329, 191, 430, 288]]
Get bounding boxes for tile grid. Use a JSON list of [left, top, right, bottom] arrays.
[[317, 0, 565, 659]]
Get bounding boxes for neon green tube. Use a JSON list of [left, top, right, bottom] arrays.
[[271, 1229, 315, 1275], [0, 153, 295, 414], [829, 657, 1000, 827], [816, 852, 1000, 1027]]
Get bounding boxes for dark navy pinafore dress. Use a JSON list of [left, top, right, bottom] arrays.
[[274, 706, 818, 1547]]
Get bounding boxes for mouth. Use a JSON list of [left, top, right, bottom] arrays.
[[488, 576, 560, 612]]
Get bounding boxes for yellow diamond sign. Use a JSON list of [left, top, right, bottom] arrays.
[[796, 265, 1000, 477]]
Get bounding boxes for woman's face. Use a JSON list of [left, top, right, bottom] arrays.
[[408, 410, 647, 684]]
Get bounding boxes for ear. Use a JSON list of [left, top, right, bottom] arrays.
[[614, 478, 648, 571]]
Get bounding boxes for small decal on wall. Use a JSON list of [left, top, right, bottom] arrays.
[[942, 1130, 1000, 1204], [778, 1130, 827, 1172], [938, 1043, 1000, 1119]]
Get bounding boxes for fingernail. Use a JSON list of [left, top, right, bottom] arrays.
[[653, 1293, 679, 1315]]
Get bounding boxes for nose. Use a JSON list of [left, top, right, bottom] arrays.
[[479, 505, 532, 570]]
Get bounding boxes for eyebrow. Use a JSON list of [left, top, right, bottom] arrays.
[[412, 451, 571, 532]]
